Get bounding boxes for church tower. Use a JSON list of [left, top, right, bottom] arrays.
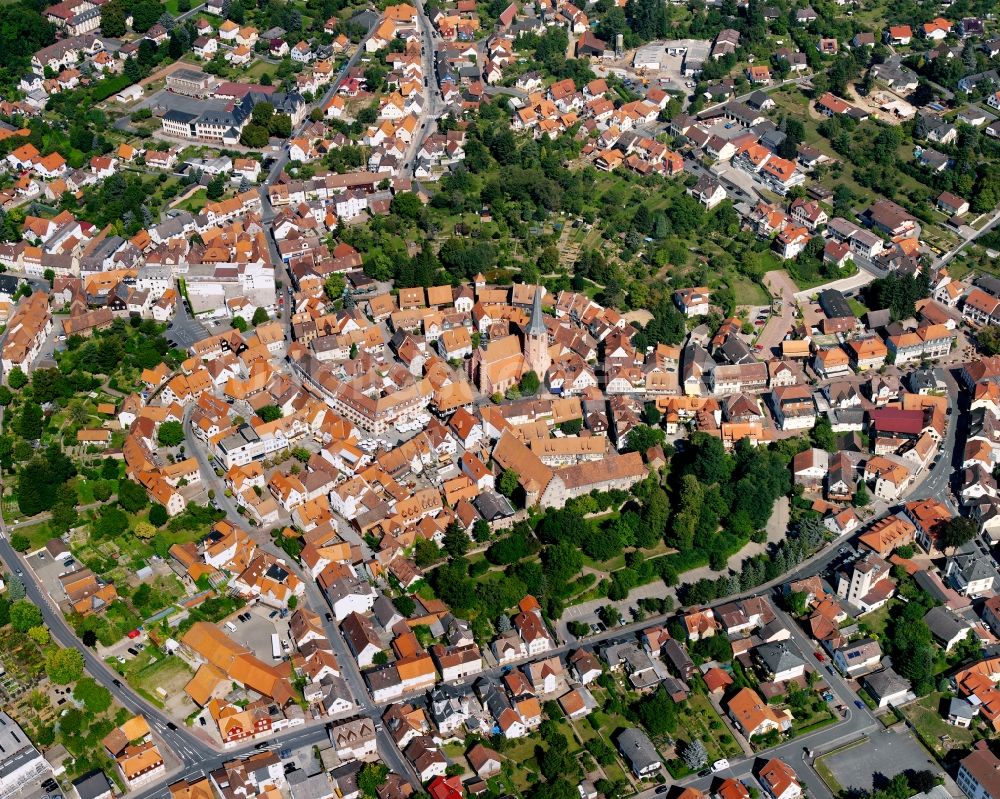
[[524, 285, 551, 378]]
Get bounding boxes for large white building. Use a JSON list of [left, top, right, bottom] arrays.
[[0, 713, 50, 796], [959, 746, 1000, 799]]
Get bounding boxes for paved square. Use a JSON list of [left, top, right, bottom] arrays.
[[824, 730, 935, 792]]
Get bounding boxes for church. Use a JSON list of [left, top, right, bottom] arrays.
[[470, 285, 551, 396]]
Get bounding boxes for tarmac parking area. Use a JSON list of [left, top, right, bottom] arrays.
[[823, 730, 935, 793]]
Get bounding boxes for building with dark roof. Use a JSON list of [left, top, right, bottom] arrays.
[[818, 289, 853, 320], [616, 728, 662, 776]]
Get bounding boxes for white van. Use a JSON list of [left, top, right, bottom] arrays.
[[224, 621, 238, 633], [711, 759, 730, 773]]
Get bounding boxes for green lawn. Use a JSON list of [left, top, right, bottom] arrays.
[[901, 692, 975, 758], [175, 188, 209, 212], [859, 600, 897, 638], [849, 297, 870, 318], [239, 59, 275, 83], [10, 521, 53, 552], [727, 268, 770, 306], [683, 692, 744, 761]]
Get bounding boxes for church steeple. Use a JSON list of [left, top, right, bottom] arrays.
[[527, 285, 546, 337], [524, 285, 550, 378]]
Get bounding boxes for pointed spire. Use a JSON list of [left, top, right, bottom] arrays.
[[527, 285, 546, 336]]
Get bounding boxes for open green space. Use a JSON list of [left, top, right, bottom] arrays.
[[901, 692, 976, 758]]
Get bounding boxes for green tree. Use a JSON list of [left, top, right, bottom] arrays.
[[939, 516, 977, 553], [442, 523, 469, 559], [622, 424, 665, 454], [206, 173, 226, 200], [134, 521, 156, 539], [979, 326, 1000, 356], [414, 537, 443, 568], [10, 600, 42, 632], [6, 367, 27, 390], [50, 493, 79, 534], [358, 763, 389, 799], [101, 0, 126, 36], [324, 274, 346, 301], [93, 505, 128, 538], [393, 594, 416, 617], [258, 405, 282, 422], [472, 519, 491, 543], [118, 479, 149, 512], [252, 307, 269, 326], [499, 469, 519, 497], [16, 402, 43, 440], [240, 124, 269, 148], [157, 420, 184, 447], [389, 192, 422, 219], [149, 503, 168, 526], [45, 647, 84, 685], [28, 626, 49, 646], [73, 677, 112, 713], [519, 370, 540, 395], [811, 417, 836, 452], [634, 685, 678, 736]]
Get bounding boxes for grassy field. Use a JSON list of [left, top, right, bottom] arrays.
[[10, 521, 54, 551], [240, 59, 275, 83], [683, 692, 744, 762], [118, 650, 193, 707], [175, 188, 209, 212], [728, 269, 771, 306], [901, 692, 975, 758]]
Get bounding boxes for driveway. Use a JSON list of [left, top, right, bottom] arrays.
[[757, 270, 796, 356], [792, 266, 878, 302]]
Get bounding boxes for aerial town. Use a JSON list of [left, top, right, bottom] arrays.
[[7, 0, 1000, 797]]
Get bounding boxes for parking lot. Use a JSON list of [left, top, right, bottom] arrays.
[[165, 301, 210, 350], [24, 550, 76, 612], [823, 729, 934, 793], [222, 602, 293, 663]]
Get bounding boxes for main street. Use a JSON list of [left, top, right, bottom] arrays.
[[401, 0, 446, 178]]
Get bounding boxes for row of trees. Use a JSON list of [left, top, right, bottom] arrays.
[[678, 516, 827, 605]]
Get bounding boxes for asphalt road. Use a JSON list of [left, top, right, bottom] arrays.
[[936, 206, 1000, 268], [909, 367, 960, 511], [401, 0, 446, 178], [258, 25, 376, 212], [641, 599, 881, 799]]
